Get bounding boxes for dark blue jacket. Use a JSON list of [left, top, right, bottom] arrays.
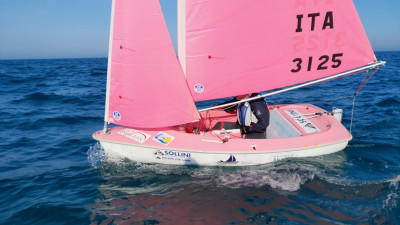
[[218, 93, 270, 133], [240, 93, 269, 133]]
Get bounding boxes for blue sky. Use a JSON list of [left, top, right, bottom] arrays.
[[0, 0, 399, 60]]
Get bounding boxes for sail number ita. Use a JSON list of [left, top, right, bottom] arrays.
[[290, 53, 343, 73]]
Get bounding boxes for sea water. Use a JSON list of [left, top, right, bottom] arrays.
[[0, 52, 399, 224]]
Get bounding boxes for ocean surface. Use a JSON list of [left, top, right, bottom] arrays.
[[0, 52, 399, 224]]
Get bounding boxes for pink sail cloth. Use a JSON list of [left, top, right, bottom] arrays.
[[184, 0, 376, 101], [107, 0, 199, 128]]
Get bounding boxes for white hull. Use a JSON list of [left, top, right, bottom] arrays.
[[98, 139, 349, 166]]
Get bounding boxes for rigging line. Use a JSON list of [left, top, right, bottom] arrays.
[[206, 118, 228, 143], [202, 110, 232, 143], [210, 129, 227, 142], [304, 67, 380, 106], [198, 61, 386, 113], [205, 110, 213, 131], [355, 67, 380, 95], [196, 114, 205, 134], [356, 70, 370, 93], [350, 94, 356, 134], [349, 67, 379, 134], [196, 111, 213, 134]]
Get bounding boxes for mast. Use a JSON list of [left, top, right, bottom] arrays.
[[177, 0, 187, 76], [102, 0, 116, 134]]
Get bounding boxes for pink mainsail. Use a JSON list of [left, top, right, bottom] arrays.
[[183, 0, 376, 101], [106, 0, 199, 128]]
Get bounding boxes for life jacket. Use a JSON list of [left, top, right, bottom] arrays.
[[237, 101, 258, 127]]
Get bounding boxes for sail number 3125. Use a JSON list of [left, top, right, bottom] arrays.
[[291, 53, 343, 73]]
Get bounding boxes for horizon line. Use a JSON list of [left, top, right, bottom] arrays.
[[1, 50, 399, 61]]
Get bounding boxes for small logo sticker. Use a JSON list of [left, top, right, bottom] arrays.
[[154, 150, 164, 159], [153, 132, 175, 145], [113, 111, 121, 121], [194, 84, 204, 93], [217, 155, 239, 164]]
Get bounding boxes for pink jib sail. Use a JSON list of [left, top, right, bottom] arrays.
[[106, 0, 199, 128], [183, 0, 376, 101]]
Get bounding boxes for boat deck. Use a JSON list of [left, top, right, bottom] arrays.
[[93, 104, 352, 165], [94, 104, 351, 153]]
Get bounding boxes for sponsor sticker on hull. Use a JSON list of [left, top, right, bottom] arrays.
[[117, 128, 151, 144], [153, 132, 175, 145], [285, 109, 320, 134], [154, 150, 191, 162]]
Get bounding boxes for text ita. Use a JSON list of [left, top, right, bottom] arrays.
[[296, 11, 333, 32]]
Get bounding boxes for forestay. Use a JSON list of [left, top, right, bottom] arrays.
[[181, 0, 376, 101]]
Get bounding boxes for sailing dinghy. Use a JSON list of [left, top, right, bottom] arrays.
[[93, 0, 385, 166]]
